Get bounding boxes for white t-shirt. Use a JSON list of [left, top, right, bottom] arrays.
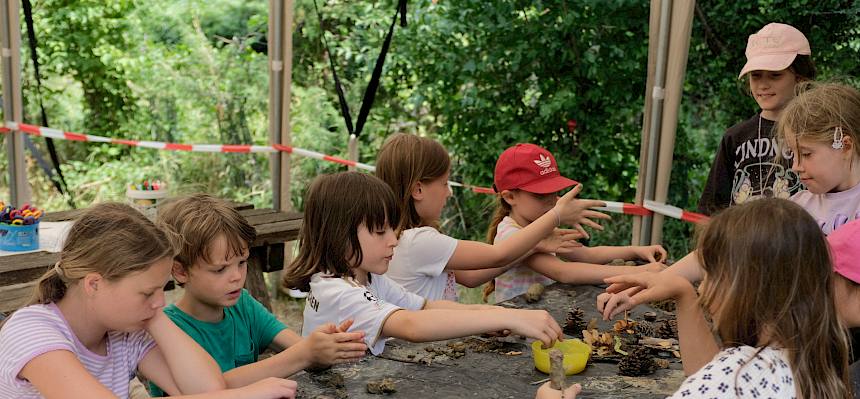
[[386, 226, 459, 301], [493, 217, 554, 304], [302, 272, 426, 355], [668, 346, 795, 398], [791, 181, 860, 235]]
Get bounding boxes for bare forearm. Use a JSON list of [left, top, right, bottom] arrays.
[[560, 246, 636, 264], [454, 267, 508, 288], [675, 289, 719, 375], [146, 311, 226, 393], [663, 251, 704, 283], [223, 344, 310, 388], [384, 309, 509, 342]]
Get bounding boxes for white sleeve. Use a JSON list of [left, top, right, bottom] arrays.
[[374, 274, 426, 311], [335, 282, 405, 355], [401, 227, 458, 277]]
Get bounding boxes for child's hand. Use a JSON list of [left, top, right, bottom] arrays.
[[554, 185, 611, 237], [305, 320, 368, 365], [604, 272, 694, 312], [536, 382, 582, 399], [507, 309, 563, 348], [596, 289, 640, 320], [240, 377, 298, 399], [641, 262, 667, 273], [535, 228, 585, 255], [632, 245, 667, 263]]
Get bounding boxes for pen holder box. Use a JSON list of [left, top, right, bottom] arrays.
[[0, 222, 39, 251]]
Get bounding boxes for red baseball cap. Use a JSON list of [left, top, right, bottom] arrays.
[[493, 144, 577, 194], [829, 219, 860, 284]]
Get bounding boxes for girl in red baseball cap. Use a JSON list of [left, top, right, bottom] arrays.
[[375, 134, 610, 302], [468, 144, 666, 304]]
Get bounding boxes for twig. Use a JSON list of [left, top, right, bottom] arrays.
[[549, 348, 566, 390]]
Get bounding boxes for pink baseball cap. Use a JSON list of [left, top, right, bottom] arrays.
[[494, 144, 577, 194], [738, 23, 811, 78], [829, 219, 860, 284]]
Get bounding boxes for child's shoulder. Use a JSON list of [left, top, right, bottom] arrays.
[[1, 303, 64, 334], [399, 226, 445, 241]]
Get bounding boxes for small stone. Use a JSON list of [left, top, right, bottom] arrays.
[[366, 378, 397, 394], [524, 283, 545, 303], [642, 312, 658, 322], [609, 258, 626, 266]]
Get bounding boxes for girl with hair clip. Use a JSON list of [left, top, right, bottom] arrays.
[[375, 133, 610, 301], [0, 203, 297, 399], [464, 143, 666, 304], [599, 82, 860, 322], [605, 198, 851, 399], [284, 172, 565, 357], [698, 22, 815, 215]]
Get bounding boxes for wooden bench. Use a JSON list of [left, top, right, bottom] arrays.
[[0, 205, 302, 314]]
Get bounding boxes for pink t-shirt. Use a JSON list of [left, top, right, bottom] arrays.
[[791, 181, 860, 235], [0, 303, 155, 398], [492, 217, 554, 304]]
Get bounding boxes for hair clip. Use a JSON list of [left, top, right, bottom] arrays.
[[833, 126, 845, 150]]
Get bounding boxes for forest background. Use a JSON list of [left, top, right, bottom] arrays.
[[1, 0, 859, 258]]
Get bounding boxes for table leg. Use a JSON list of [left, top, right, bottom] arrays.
[[245, 246, 273, 311]]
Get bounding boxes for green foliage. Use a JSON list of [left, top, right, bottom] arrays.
[[7, 0, 860, 258]]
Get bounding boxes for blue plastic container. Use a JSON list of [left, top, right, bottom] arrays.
[[0, 222, 39, 251]]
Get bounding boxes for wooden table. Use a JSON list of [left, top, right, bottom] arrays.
[[290, 283, 684, 399], [0, 204, 302, 313]]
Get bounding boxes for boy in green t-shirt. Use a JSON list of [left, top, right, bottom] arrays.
[[149, 194, 367, 397]]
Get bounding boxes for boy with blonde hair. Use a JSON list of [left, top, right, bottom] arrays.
[[149, 194, 366, 396]]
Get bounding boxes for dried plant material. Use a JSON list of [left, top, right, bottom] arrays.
[[633, 320, 657, 338], [366, 378, 397, 394], [563, 306, 586, 336], [650, 299, 677, 313], [618, 347, 657, 377], [308, 370, 345, 389], [503, 351, 523, 356], [657, 319, 679, 340], [672, 350, 681, 358], [608, 258, 626, 266], [586, 317, 598, 331], [654, 358, 671, 369], [525, 283, 545, 303], [613, 319, 638, 334]]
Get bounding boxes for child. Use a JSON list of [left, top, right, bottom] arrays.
[[468, 143, 666, 303], [149, 194, 367, 396], [825, 219, 860, 397], [375, 133, 610, 301], [0, 203, 297, 399], [605, 198, 851, 398], [698, 23, 815, 215], [600, 81, 860, 319], [283, 172, 564, 355]]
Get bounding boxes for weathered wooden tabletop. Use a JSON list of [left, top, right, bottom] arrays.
[[291, 283, 684, 399], [0, 204, 302, 312]]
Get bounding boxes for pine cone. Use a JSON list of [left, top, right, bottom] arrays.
[[657, 319, 678, 340], [634, 320, 657, 338], [618, 347, 657, 376], [563, 307, 586, 336]]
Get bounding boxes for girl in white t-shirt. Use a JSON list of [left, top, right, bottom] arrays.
[[375, 134, 610, 301], [605, 198, 850, 399], [476, 143, 666, 303], [0, 203, 297, 399], [600, 82, 860, 319], [284, 172, 564, 356]]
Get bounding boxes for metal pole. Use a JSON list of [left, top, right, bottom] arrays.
[[639, 0, 671, 245], [268, 0, 283, 210], [347, 134, 358, 171], [1, 0, 29, 206]]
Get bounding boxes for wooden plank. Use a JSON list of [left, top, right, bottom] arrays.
[[0, 281, 35, 313], [243, 212, 301, 226], [252, 219, 302, 245], [239, 209, 279, 217], [0, 251, 59, 274]]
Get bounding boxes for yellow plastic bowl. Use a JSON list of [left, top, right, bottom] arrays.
[[532, 339, 591, 375]]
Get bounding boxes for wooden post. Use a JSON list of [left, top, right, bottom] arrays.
[[1, 0, 30, 206], [268, 0, 294, 212]]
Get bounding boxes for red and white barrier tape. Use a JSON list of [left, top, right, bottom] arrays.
[[2, 121, 708, 223], [644, 200, 709, 224]]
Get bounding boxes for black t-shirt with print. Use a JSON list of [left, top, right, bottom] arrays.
[[697, 113, 802, 216]]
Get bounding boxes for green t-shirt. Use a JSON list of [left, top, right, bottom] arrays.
[[148, 289, 286, 397]]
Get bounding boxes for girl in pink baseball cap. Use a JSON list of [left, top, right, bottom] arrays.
[[699, 23, 816, 215], [467, 143, 667, 304]]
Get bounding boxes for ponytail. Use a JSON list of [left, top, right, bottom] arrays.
[[28, 264, 67, 305], [482, 195, 513, 302]]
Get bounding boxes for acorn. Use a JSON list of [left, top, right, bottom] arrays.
[[618, 347, 657, 376]]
